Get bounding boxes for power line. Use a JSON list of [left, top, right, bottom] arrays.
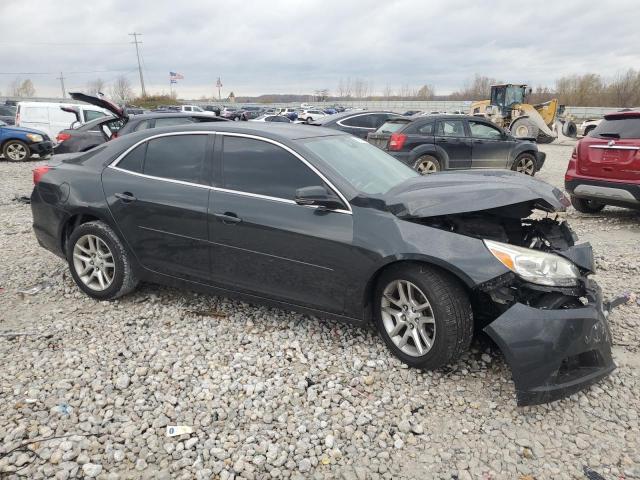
[[0, 69, 135, 75], [0, 41, 129, 46], [129, 32, 146, 97]]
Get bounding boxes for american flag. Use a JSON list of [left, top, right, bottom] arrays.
[[169, 71, 184, 80]]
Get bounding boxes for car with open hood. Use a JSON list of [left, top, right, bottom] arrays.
[[53, 92, 229, 154], [31, 122, 615, 406]]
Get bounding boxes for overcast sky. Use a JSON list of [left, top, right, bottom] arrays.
[[1, 0, 639, 99]]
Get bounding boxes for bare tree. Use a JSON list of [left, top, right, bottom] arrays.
[[337, 78, 345, 98], [110, 76, 134, 104], [343, 77, 352, 98], [416, 84, 434, 99], [608, 69, 640, 107], [9, 78, 22, 96], [353, 78, 365, 98], [383, 84, 392, 99], [86, 78, 106, 95], [9, 78, 36, 97]]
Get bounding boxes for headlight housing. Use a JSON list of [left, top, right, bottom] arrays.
[[484, 239, 580, 287], [26, 133, 44, 143]]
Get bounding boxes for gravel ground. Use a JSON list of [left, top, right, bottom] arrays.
[[0, 142, 639, 480]]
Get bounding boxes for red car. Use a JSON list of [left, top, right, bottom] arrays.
[[565, 111, 640, 213]]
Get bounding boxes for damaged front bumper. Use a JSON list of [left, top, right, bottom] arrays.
[[484, 281, 616, 406]]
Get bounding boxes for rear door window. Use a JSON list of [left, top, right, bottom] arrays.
[[341, 114, 374, 128], [591, 117, 640, 139], [116, 143, 146, 173], [436, 119, 466, 137], [144, 134, 207, 184]]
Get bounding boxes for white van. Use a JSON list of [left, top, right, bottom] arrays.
[[16, 102, 110, 141]]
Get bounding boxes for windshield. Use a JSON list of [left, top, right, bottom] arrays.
[[301, 135, 418, 195]]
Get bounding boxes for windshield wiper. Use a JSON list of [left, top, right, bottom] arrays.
[[599, 133, 620, 138]]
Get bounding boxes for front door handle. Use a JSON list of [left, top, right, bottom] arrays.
[[214, 212, 242, 224], [115, 192, 137, 203]]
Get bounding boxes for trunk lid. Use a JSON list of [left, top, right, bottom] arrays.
[[69, 92, 126, 120], [578, 113, 640, 182]]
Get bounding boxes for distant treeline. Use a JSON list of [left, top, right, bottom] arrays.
[[234, 71, 640, 108]]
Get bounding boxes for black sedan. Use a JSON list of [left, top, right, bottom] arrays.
[[32, 123, 615, 405], [310, 111, 405, 139], [367, 114, 545, 176]]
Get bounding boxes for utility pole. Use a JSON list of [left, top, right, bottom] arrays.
[[129, 32, 146, 97], [56, 72, 66, 98]]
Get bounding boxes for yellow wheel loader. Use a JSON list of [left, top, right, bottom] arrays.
[[469, 84, 577, 144]]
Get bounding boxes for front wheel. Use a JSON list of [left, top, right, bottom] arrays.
[[512, 153, 537, 176], [305, 117, 313, 124], [413, 155, 441, 175], [67, 221, 139, 300], [3, 140, 31, 161], [374, 264, 473, 369], [570, 196, 605, 214]]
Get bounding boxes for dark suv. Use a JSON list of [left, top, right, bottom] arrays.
[[310, 111, 405, 139], [565, 110, 640, 212], [367, 115, 545, 175]]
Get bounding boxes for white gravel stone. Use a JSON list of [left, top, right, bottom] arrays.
[[82, 463, 102, 478]]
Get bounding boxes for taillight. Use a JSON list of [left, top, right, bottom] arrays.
[[111, 132, 118, 139], [56, 133, 71, 143], [33, 166, 51, 184], [565, 145, 578, 182], [388, 133, 407, 151]]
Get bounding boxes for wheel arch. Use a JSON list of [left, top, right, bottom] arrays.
[[60, 208, 118, 255], [409, 144, 448, 169], [362, 257, 475, 324]]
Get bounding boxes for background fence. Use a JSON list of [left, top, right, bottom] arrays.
[[1, 96, 634, 120]]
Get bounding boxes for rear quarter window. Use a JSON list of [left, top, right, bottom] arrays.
[[591, 117, 640, 139]]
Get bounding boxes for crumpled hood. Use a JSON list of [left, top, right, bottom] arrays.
[[382, 170, 570, 218]]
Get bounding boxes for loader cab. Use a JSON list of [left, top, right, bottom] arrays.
[[490, 84, 530, 110]]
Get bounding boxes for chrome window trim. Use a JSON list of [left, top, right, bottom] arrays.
[[589, 145, 640, 150], [107, 130, 353, 214], [218, 131, 352, 214]]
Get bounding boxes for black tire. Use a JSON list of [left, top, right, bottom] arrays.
[[511, 152, 538, 176], [570, 195, 605, 214], [3, 140, 31, 161], [374, 263, 473, 369], [305, 117, 313, 124], [413, 155, 441, 175], [67, 220, 138, 300], [562, 121, 577, 138], [510, 118, 539, 139]]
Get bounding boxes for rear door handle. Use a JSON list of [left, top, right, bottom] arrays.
[[115, 192, 137, 203], [214, 212, 242, 224]]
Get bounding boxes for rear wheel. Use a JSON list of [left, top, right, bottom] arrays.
[[374, 264, 473, 369], [512, 153, 537, 176], [570, 196, 606, 214], [67, 221, 138, 300], [510, 118, 539, 139], [306, 117, 313, 124], [3, 140, 30, 161], [413, 155, 441, 175]]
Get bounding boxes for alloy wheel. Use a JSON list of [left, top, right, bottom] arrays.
[[72, 234, 115, 291], [416, 159, 438, 175], [516, 157, 535, 175], [6, 143, 28, 161], [514, 125, 530, 137], [380, 279, 436, 357]]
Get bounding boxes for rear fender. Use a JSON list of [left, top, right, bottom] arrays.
[[409, 144, 449, 168]]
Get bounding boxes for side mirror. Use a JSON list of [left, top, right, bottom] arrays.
[[295, 185, 344, 210]]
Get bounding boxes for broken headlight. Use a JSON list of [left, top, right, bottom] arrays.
[[484, 239, 580, 287]]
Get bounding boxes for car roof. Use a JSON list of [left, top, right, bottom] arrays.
[[130, 112, 221, 120], [603, 110, 640, 120], [313, 110, 399, 125]]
